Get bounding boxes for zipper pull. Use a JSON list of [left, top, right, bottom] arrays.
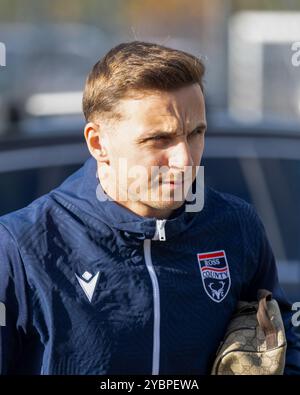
[[156, 219, 166, 241]]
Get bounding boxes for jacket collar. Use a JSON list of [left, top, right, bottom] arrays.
[[53, 157, 205, 241]]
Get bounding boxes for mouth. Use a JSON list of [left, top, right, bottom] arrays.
[[162, 180, 185, 190], [152, 176, 192, 189], [168, 180, 184, 185]]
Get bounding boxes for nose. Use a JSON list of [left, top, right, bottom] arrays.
[[168, 139, 194, 170]]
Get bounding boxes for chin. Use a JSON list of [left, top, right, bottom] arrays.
[[144, 199, 185, 211]]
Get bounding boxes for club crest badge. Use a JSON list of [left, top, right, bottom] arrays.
[[197, 250, 231, 303]]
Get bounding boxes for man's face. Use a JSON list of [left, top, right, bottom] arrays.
[[95, 83, 206, 218]]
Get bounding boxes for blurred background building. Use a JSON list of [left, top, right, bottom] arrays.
[[1, 0, 300, 128]]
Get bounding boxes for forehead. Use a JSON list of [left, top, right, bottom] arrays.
[[114, 84, 206, 134]]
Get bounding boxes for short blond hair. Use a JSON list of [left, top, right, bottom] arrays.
[[82, 41, 205, 122]]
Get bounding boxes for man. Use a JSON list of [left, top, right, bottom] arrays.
[[0, 41, 299, 375]]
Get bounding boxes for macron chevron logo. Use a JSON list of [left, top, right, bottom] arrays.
[[75, 271, 100, 303]]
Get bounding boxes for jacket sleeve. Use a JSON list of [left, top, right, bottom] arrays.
[[240, 205, 300, 375], [0, 223, 31, 374]]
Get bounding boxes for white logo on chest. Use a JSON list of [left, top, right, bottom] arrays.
[[75, 271, 100, 303]]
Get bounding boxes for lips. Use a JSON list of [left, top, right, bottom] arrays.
[[169, 180, 183, 185], [154, 175, 192, 187]]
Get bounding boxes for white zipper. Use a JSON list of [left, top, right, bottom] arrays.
[[153, 219, 167, 241], [143, 219, 166, 375]]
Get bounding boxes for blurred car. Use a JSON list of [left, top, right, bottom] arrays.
[[0, 114, 300, 301], [0, 23, 118, 135]]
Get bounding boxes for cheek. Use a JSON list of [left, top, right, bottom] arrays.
[[191, 139, 205, 165], [112, 148, 162, 186], [109, 142, 138, 169], [140, 151, 170, 185], [138, 148, 169, 168]]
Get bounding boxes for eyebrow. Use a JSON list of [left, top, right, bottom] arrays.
[[135, 122, 207, 145]]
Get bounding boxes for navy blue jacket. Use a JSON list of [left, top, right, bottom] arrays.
[[0, 157, 300, 374]]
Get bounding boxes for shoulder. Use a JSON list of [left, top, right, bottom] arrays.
[[0, 161, 87, 247], [200, 187, 267, 250], [205, 187, 260, 222], [0, 193, 57, 250]]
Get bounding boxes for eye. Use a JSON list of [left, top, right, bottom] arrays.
[[152, 136, 163, 141], [150, 135, 170, 142], [189, 128, 205, 137]]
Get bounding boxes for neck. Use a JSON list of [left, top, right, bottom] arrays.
[[113, 199, 174, 219], [97, 166, 175, 219]]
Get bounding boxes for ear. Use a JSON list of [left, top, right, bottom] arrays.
[[84, 122, 110, 165]]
